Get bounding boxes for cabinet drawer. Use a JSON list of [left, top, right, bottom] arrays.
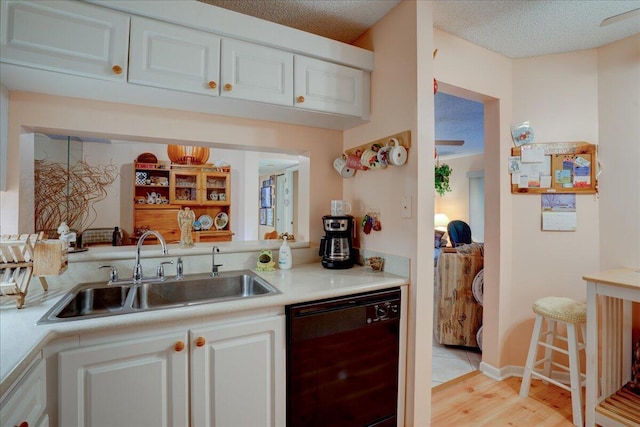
[[0, 357, 47, 427], [0, 0, 129, 81]]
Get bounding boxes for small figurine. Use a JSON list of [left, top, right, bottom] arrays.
[[256, 250, 275, 271], [57, 221, 70, 237], [57, 221, 76, 247], [178, 207, 195, 248]]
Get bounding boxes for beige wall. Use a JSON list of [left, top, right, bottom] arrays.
[[597, 34, 640, 270], [349, 1, 434, 424], [2, 92, 343, 245], [507, 50, 601, 367], [597, 35, 640, 337], [434, 33, 639, 374]]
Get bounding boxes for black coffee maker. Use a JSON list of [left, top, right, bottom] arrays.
[[319, 215, 356, 269]]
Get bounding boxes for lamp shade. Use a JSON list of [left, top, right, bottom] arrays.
[[167, 145, 210, 165], [434, 213, 450, 230]]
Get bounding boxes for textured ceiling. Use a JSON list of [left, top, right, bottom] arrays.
[[199, 0, 400, 43], [200, 0, 640, 57], [432, 0, 640, 59]]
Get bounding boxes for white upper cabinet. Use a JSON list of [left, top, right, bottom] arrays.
[[294, 55, 364, 117], [220, 38, 294, 106], [0, 0, 129, 81], [129, 16, 221, 96], [0, 1, 373, 129]]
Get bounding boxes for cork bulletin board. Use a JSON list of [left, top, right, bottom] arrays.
[[510, 142, 598, 194]]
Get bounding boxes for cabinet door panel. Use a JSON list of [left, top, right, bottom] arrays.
[[294, 55, 363, 117], [59, 332, 189, 427], [0, 0, 129, 81], [129, 16, 221, 95], [191, 316, 285, 427], [221, 39, 293, 106], [0, 357, 47, 427]]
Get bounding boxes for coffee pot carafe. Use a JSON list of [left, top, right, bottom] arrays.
[[319, 215, 356, 269]]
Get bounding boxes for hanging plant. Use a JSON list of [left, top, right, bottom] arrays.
[[435, 163, 452, 196]]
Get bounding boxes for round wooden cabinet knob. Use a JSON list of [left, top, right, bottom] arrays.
[[195, 336, 206, 347], [174, 341, 185, 352], [112, 65, 123, 75], [297, 96, 305, 103], [208, 81, 217, 89], [223, 83, 233, 91]]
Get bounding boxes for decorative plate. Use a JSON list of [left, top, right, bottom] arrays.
[[198, 215, 213, 230], [511, 121, 534, 146], [214, 212, 228, 230], [472, 269, 484, 306]]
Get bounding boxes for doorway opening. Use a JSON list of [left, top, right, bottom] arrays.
[[432, 85, 498, 387]]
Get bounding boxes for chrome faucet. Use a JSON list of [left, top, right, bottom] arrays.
[[134, 230, 168, 282], [211, 246, 222, 277]]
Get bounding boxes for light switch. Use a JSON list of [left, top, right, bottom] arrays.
[[402, 195, 411, 218]]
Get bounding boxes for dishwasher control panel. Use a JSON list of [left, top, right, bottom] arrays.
[[366, 300, 400, 323]]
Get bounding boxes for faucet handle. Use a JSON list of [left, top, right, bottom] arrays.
[[156, 260, 174, 280], [99, 265, 118, 283]]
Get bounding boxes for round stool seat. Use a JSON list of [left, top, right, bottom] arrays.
[[533, 296, 586, 324]]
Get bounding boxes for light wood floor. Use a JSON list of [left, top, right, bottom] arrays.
[[431, 372, 577, 426]]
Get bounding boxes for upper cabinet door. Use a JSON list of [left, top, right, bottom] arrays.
[[220, 38, 293, 106], [129, 16, 221, 95], [0, 0, 129, 81], [294, 55, 364, 117]]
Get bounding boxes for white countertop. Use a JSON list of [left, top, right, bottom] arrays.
[[0, 262, 408, 395]]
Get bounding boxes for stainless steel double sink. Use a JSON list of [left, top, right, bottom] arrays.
[[38, 270, 280, 324]]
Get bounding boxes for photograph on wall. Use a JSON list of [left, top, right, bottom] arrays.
[[266, 208, 274, 226], [541, 193, 577, 231], [261, 186, 272, 208], [260, 208, 267, 225]]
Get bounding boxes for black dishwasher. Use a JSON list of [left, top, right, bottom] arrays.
[[286, 287, 401, 427]]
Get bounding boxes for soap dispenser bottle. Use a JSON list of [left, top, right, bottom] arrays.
[[278, 235, 292, 270]]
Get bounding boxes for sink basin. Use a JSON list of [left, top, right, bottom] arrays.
[[55, 284, 131, 319], [133, 274, 275, 309], [37, 270, 279, 324]]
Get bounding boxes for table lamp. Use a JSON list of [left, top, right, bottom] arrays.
[[434, 213, 450, 231]]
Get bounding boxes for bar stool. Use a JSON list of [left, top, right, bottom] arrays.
[[519, 296, 587, 426]]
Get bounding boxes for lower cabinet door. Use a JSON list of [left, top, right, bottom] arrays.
[[58, 332, 189, 427], [0, 356, 47, 427], [190, 315, 285, 427]]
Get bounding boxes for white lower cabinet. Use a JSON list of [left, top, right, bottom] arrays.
[[57, 313, 284, 427], [58, 331, 189, 427], [191, 315, 285, 427], [0, 355, 48, 427]]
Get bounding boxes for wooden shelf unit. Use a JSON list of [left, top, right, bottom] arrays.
[[595, 385, 640, 426], [133, 162, 232, 243]]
